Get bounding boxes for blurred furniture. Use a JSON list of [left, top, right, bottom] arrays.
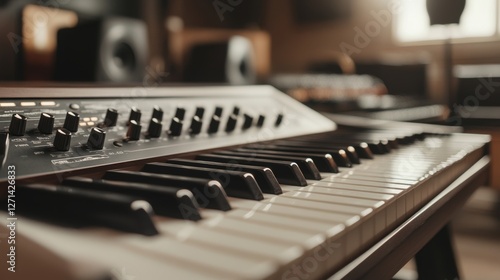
[[455, 64, 500, 190]]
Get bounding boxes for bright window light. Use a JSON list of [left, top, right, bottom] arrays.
[[395, 0, 498, 42]]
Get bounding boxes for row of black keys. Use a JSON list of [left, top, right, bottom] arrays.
[[12, 131, 424, 236]]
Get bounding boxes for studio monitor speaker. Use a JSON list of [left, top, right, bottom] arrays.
[[183, 36, 256, 85], [55, 17, 148, 82]]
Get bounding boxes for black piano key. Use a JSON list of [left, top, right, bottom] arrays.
[[13, 184, 158, 236], [62, 177, 202, 221], [374, 134, 407, 146], [247, 145, 352, 168], [337, 145, 360, 164], [332, 133, 398, 149], [273, 145, 353, 168], [216, 150, 322, 180], [330, 141, 375, 158], [329, 136, 391, 154], [238, 147, 339, 173], [273, 140, 361, 164], [196, 154, 307, 186], [166, 159, 283, 195], [142, 163, 264, 201], [298, 132, 388, 155], [342, 132, 401, 148], [103, 170, 231, 211]]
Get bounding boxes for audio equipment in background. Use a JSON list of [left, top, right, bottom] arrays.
[[183, 36, 256, 85], [54, 17, 149, 82]]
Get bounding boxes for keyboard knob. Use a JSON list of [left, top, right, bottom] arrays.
[[214, 106, 223, 117], [127, 120, 142, 140], [242, 114, 253, 130], [147, 118, 162, 138], [168, 117, 183, 137], [87, 127, 106, 149], [174, 107, 186, 121], [38, 113, 55, 134], [104, 108, 118, 127], [225, 115, 237, 133], [53, 128, 72, 151], [151, 106, 164, 122], [232, 106, 240, 116], [189, 116, 203, 135], [9, 114, 27, 136], [275, 113, 284, 127], [63, 111, 80, 132], [128, 107, 141, 124], [208, 115, 220, 134], [195, 107, 205, 118], [256, 115, 265, 127]]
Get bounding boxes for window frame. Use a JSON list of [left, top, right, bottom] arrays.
[[393, 0, 500, 45]]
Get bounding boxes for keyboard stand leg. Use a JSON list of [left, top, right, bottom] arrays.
[[414, 224, 460, 280]]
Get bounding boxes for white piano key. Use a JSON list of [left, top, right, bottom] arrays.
[[202, 215, 326, 250], [345, 170, 424, 181], [282, 187, 394, 201], [231, 197, 378, 259], [260, 195, 373, 217], [231, 198, 360, 225], [121, 235, 281, 279], [282, 185, 398, 240], [227, 204, 346, 238], [279, 190, 393, 245], [320, 177, 412, 190], [156, 223, 303, 265], [10, 216, 245, 280], [281, 191, 387, 209], [332, 173, 418, 185], [303, 181, 403, 195], [225, 208, 349, 270]]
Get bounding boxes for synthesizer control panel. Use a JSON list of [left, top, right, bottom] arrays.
[[0, 85, 335, 183]]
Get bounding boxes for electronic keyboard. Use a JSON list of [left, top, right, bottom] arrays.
[[0, 85, 490, 280]]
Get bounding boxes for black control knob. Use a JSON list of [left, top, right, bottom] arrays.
[[63, 111, 80, 132], [256, 115, 266, 128], [168, 117, 183, 137], [214, 106, 223, 117], [208, 115, 220, 134], [275, 113, 284, 127], [126, 120, 142, 140], [232, 106, 240, 116], [242, 114, 253, 130], [104, 108, 118, 127], [9, 114, 27, 136], [195, 107, 205, 118], [189, 116, 203, 135], [174, 107, 186, 121], [151, 106, 164, 122], [147, 118, 163, 138], [38, 113, 55, 134], [225, 115, 237, 133], [53, 128, 72, 151], [128, 107, 141, 124], [87, 127, 106, 150]]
